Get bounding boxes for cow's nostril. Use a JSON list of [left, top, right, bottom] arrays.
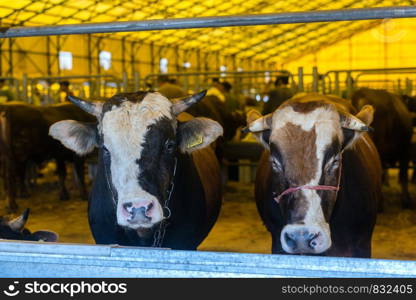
[[284, 232, 296, 250], [123, 202, 133, 213], [147, 202, 153, 212], [308, 233, 319, 249]]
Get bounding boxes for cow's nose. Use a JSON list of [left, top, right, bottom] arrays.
[[281, 225, 328, 254], [284, 231, 319, 250], [123, 202, 153, 222]]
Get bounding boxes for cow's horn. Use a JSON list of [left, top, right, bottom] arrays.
[[339, 112, 372, 132], [8, 208, 30, 231], [172, 90, 207, 115], [68, 95, 103, 117], [245, 113, 272, 133]]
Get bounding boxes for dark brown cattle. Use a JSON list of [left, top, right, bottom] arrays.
[[352, 88, 413, 209], [186, 95, 245, 142], [0, 102, 94, 212], [246, 93, 381, 257]]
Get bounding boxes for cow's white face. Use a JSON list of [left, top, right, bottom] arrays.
[[102, 94, 173, 229], [49, 91, 223, 232], [246, 94, 374, 254]]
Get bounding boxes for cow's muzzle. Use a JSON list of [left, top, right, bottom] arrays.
[[123, 202, 153, 224], [117, 198, 163, 229], [280, 223, 331, 254]]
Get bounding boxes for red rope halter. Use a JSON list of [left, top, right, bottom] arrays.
[[274, 157, 343, 204]]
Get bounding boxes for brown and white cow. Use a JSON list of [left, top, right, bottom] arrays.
[[245, 94, 381, 257]]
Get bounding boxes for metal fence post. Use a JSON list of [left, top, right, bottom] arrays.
[[334, 72, 340, 96], [297, 67, 304, 93], [321, 76, 326, 94], [346, 71, 353, 99], [396, 78, 402, 94], [312, 66, 318, 93], [405, 78, 413, 95], [122, 71, 128, 92], [22, 74, 28, 102], [133, 71, 140, 91]]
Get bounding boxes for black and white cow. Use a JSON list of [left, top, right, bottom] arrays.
[[0, 209, 58, 242], [245, 94, 381, 257], [49, 91, 223, 250]]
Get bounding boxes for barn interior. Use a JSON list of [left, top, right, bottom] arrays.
[[0, 0, 416, 261]]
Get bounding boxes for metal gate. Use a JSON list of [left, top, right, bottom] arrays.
[[0, 240, 415, 278]]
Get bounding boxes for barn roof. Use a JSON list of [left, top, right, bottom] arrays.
[[0, 0, 414, 62]]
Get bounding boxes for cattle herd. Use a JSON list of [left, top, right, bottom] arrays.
[[0, 83, 415, 259]]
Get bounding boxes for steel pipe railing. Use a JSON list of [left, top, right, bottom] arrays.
[[0, 240, 415, 277], [144, 70, 293, 96], [0, 6, 415, 38], [0, 76, 21, 100], [27, 74, 123, 103], [324, 67, 416, 96]]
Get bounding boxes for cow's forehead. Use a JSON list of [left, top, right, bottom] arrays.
[[271, 104, 342, 148], [271, 104, 340, 132], [102, 93, 173, 131], [101, 92, 174, 157], [270, 104, 342, 184]]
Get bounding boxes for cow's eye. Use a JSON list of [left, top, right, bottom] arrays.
[[272, 157, 283, 172], [326, 155, 341, 173], [165, 140, 176, 153]]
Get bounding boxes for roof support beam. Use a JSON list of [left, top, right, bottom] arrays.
[[0, 6, 415, 38]]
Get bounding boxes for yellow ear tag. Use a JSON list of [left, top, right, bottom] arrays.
[[187, 135, 204, 149]]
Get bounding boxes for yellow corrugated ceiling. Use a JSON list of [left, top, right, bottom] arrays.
[[0, 0, 414, 62]]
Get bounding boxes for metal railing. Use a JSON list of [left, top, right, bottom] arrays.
[[0, 6, 415, 38], [144, 70, 295, 98], [323, 67, 416, 97], [26, 74, 123, 104], [0, 240, 415, 277], [0, 77, 20, 101]]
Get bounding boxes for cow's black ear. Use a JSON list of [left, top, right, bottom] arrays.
[[31, 230, 59, 242], [177, 117, 223, 153], [260, 129, 271, 146], [49, 120, 98, 155]]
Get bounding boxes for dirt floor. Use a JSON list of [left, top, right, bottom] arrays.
[[1, 163, 416, 260]]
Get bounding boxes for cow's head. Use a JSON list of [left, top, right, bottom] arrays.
[[49, 91, 222, 231], [245, 94, 374, 254], [0, 209, 58, 242]]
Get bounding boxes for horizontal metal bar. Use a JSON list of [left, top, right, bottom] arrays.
[[0, 6, 415, 38], [146, 70, 287, 78], [356, 71, 416, 81], [0, 240, 416, 277], [29, 75, 120, 81], [326, 67, 416, 75]]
